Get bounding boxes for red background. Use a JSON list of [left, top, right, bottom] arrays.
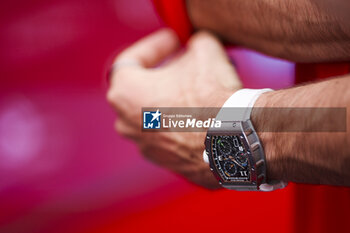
[[1, 0, 348, 233]]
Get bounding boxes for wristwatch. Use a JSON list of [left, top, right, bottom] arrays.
[[203, 89, 287, 191]]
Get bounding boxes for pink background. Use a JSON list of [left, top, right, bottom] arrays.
[[0, 0, 294, 232]]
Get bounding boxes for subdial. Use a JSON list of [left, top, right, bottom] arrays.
[[223, 161, 237, 176], [235, 151, 248, 165], [217, 138, 232, 156]]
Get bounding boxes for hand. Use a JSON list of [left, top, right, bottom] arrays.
[[107, 29, 242, 189]]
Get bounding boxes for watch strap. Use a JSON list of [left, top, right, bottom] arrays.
[[216, 88, 273, 122]]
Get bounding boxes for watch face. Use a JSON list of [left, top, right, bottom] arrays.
[[211, 135, 251, 183]]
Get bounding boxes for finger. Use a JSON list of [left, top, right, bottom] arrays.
[[186, 31, 229, 62], [116, 28, 180, 68], [163, 31, 230, 69], [114, 120, 140, 140]]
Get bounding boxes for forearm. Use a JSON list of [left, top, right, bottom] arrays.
[[252, 76, 350, 186], [187, 0, 350, 62]]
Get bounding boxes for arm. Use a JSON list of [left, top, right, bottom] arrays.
[[253, 76, 350, 186], [107, 29, 350, 189], [187, 0, 350, 62]]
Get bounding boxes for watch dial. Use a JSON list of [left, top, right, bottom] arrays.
[[211, 135, 251, 182]]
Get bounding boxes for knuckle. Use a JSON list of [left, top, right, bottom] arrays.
[[106, 89, 123, 107], [106, 85, 127, 108], [115, 120, 129, 136], [107, 71, 137, 106], [114, 120, 139, 140], [106, 89, 116, 104]]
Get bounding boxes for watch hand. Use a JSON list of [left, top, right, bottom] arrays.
[[228, 155, 244, 169], [218, 140, 224, 147], [232, 159, 244, 169]]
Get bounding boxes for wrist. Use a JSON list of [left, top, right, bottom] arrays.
[[251, 91, 286, 182]]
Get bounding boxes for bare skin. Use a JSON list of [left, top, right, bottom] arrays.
[[254, 77, 350, 186], [107, 29, 241, 189], [107, 29, 350, 188], [187, 0, 350, 62]]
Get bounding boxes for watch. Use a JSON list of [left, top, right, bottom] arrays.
[[203, 89, 287, 191]]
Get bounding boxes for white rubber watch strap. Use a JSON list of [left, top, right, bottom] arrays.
[[217, 88, 272, 121]]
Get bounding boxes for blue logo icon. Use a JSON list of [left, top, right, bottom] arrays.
[[143, 109, 161, 129]]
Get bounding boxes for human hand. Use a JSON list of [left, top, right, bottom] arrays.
[[107, 29, 242, 189]]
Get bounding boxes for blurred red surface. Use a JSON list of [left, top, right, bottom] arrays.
[[0, 0, 301, 233]]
